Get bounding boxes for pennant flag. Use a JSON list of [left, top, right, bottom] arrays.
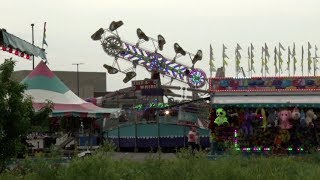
[[287, 46, 291, 76], [222, 44, 228, 67], [237, 43, 242, 51], [250, 43, 255, 73], [42, 22, 48, 48], [274, 47, 278, 75], [278, 43, 285, 73], [279, 43, 285, 51], [292, 43, 297, 75], [235, 43, 242, 74], [209, 44, 216, 74], [261, 46, 265, 75], [265, 43, 270, 59], [264, 43, 269, 74], [247, 47, 251, 72], [308, 42, 312, 50], [301, 46, 304, 75], [315, 45, 319, 73], [307, 42, 312, 74]]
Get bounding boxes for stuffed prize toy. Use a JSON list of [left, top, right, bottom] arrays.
[[256, 108, 267, 131], [267, 109, 278, 127], [214, 108, 229, 126], [305, 109, 317, 127], [300, 110, 306, 127], [291, 107, 301, 120], [279, 109, 293, 130], [242, 110, 255, 137]]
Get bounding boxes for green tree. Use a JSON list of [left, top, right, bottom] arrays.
[[0, 58, 52, 173]]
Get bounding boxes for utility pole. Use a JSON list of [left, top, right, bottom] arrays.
[[72, 63, 84, 96], [31, 24, 35, 69]]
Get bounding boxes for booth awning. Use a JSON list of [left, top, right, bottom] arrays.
[[0, 29, 46, 59], [212, 94, 320, 108]]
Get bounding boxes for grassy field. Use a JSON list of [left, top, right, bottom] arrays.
[[1, 147, 320, 180]]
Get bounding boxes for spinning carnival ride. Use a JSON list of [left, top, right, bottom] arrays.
[[91, 21, 208, 93], [90, 21, 211, 150]]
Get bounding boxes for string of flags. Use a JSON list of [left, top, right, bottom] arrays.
[[208, 42, 320, 77]]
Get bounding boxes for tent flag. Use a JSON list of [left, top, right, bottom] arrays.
[[315, 45, 319, 70], [278, 43, 285, 74], [287, 46, 291, 76], [302, 46, 304, 75], [264, 43, 270, 74], [308, 42, 312, 74], [261, 46, 265, 75], [279, 43, 286, 51], [235, 43, 242, 75], [222, 44, 229, 68], [209, 44, 216, 75], [247, 47, 251, 72], [250, 43, 255, 73], [274, 47, 278, 75], [292, 43, 297, 75], [42, 22, 48, 48]]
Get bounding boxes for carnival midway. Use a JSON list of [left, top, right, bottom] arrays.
[[1, 19, 320, 162]]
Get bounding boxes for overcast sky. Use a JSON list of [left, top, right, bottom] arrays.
[[1, 0, 320, 91]]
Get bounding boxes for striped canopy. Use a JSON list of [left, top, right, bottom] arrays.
[[21, 61, 118, 118]]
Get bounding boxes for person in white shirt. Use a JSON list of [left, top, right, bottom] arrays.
[[188, 126, 199, 154]]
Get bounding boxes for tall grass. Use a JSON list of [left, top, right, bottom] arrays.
[[2, 147, 320, 180]]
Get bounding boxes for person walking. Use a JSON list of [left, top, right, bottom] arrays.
[[195, 130, 200, 152], [188, 126, 198, 154]]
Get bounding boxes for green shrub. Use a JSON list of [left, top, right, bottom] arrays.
[[2, 152, 320, 179]]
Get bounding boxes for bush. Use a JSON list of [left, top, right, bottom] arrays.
[[2, 151, 320, 179]]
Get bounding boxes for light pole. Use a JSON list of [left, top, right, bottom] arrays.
[[72, 63, 84, 96]]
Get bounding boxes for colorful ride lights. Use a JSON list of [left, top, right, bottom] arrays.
[[233, 129, 307, 152], [1, 45, 31, 60]]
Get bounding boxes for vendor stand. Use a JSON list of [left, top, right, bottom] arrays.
[[208, 76, 320, 155]]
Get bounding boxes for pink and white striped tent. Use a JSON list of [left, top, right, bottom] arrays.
[[21, 61, 118, 118]]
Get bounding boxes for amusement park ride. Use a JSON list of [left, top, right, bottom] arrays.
[[91, 20, 209, 102]]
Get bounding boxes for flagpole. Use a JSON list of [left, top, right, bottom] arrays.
[[264, 44, 267, 77], [302, 46, 304, 76], [278, 43, 280, 77], [31, 24, 35, 70], [222, 44, 225, 73], [250, 45, 252, 77], [314, 45, 317, 76], [264, 46, 266, 77], [235, 48, 237, 78], [288, 46, 290, 77], [247, 47, 250, 77], [264, 43, 268, 77], [262, 46, 264, 77], [209, 44, 213, 78], [42, 22, 46, 49]]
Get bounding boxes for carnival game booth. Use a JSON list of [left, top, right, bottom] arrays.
[[104, 102, 211, 151], [209, 76, 320, 154], [21, 61, 119, 149]]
